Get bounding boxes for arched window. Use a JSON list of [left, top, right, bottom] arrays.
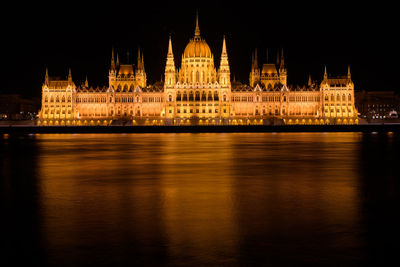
[[214, 91, 219, 101], [348, 94, 351, 101], [208, 91, 213, 101], [342, 94, 346, 101], [195, 91, 200, 101], [45, 96, 48, 102], [124, 84, 128, 91], [62, 96, 65, 102], [337, 94, 340, 101], [168, 94, 172, 102], [325, 95, 328, 101], [56, 96, 60, 102], [117, 84, 122, 91], [183, 92, 188, 101], [223, 94, 227, 102], [189, 91, 194, 101], [201, 92, 206, 101], [331, 94, 334, 101], [68, 96, 71, 102], [176, 92, 181, 101], [196, 71, 199, 83]]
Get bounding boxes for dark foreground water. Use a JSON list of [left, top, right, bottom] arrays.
[[1, 133, 400, 266]]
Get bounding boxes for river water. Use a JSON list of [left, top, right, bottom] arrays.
[[1, 133, 399, 265]]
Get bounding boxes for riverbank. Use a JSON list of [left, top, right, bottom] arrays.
[[1, 124, 400, 134]]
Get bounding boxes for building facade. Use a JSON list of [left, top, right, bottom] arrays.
[[38, 16, 358, 126]]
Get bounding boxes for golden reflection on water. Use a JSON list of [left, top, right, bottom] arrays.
[[34, 133, 363, 265]]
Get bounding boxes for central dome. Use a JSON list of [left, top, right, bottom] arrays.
[[183, 12, 212, 59], [183, 38, 212, 58]]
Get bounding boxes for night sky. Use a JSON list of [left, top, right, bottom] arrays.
[[3, 1, 398, 97]]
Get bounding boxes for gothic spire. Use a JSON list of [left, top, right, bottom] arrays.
[[219, 35, 230, 85], [85, 75, 88, 87], [308, 74, 312, 86], [168, 34, 173, 56], [324, 65, 328, 79], [222, 35, 227, 56], [165, 35, 175, 69]]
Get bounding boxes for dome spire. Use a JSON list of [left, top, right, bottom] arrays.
[[194, 10, 200, 39]]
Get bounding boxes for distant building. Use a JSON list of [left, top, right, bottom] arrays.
[[355, 91, 400, 120], [0, 94, 40, 120], [38, 14, 358, 126]]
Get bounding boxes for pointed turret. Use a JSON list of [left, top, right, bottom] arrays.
[[278, 48, 287, 86], [116, 53, 120, 67], [85, 76, 88, 87], [135, 48, 146, 87], [137, 47, 143, 69], [324, 65, 328, 80], [308, 74, 312, 86], [250, 48, 260, 87]]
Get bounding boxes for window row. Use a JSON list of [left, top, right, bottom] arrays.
[[44, 95, 72, 103], [324, 94, 352, 102], [175, 91, 226, 102]]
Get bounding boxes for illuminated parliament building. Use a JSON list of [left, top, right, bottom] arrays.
[[38, 16, 358, 126]]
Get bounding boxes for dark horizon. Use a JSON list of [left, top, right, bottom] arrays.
[[3, 2, 398, 97]]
